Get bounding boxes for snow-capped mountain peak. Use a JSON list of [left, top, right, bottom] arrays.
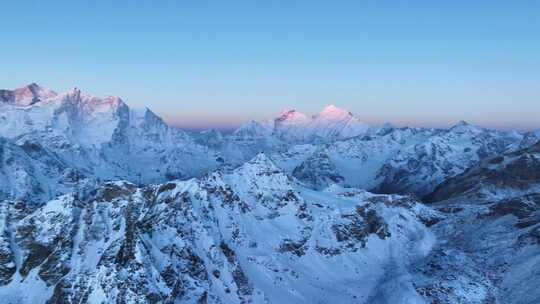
[[449, 120, 483, 134], [129, 107, 167, 130], [273, 109, 311, 141], [276, 109, 309, 121], [309, 105, 369, 140], [227, 152, 295, 202], [316, 104, 353, 120], [236, 152, 282, 175], [233, 120, 273, 138], [61, 87, 125, 110], [231, 153, 286, 183], [0, 83, 57, 106], [376, 122, 396, 135], [234, 105, 370, 143], [65, 86, 82, 98]]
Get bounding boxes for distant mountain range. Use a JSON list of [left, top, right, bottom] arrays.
[[0, 83, 539, 303]]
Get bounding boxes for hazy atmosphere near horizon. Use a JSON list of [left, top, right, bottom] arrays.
[[2, 2, 540, 304], [2, 1, 539, 130]]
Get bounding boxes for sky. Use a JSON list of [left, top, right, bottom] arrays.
[[1, 1, 539, 131]]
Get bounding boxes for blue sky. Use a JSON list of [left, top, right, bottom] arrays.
[[1, 1, 539, 130]]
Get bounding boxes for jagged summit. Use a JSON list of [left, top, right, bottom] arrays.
[[0, 83, 57, 106], [66, 86, 82, 96], [61, 86, 125, 108], [0, 84, 219, 191], [275, 109, 309, 124], [0, 83, 127, 111], [276, 108, 309, 120], [227, 152, 294, 199]]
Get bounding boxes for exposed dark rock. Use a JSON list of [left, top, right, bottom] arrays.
[[180, 247, 207, 281], [437, 206, 464, 214], [157, 182, 177, 194], [332, 205, 390, 249], [219, 242, 252, 296], [488, 194, 540, 220], [279, 239, 308, 257], [20, 243, 52, 277], [315, 246, 341, 256], [102, 183, 137, 202], [219, 242, 235, 263]]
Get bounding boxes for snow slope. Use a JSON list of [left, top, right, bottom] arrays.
[[0, 154, 438, 303]]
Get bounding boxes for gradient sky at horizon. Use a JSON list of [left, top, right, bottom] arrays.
[[1, 1, 539, 131]]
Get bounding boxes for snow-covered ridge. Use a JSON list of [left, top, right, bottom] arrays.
[[0, 152, 439, 303]]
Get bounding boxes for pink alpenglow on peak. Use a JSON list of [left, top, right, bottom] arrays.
[[273, 109, 311, 140], [317, 105, 354, 120], [63, 86, 124, 106], [0, 83, 57, 106], [235, 105, 370, 142], [309, 105, 369, 139], [0, 83, 134, 147], [276, 109, 310, 123]]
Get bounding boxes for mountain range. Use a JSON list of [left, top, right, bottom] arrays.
[[0, 83, 539, 303]]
